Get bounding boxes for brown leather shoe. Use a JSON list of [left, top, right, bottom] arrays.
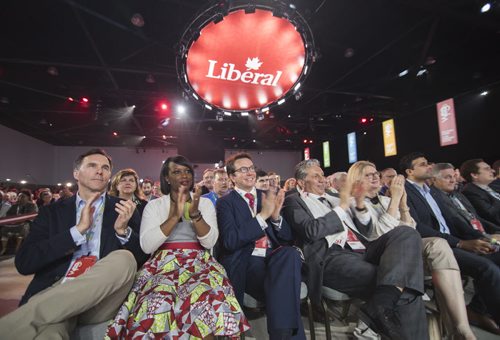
[[467, 307, 500, 335]]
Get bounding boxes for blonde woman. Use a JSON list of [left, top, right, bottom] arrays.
[[347, 161, 475, 340], [109, 168, 148, 217]]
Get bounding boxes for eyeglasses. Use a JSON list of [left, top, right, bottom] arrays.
[[216, 177, 229, 182], [171, 169, 192, 176], [234, 166, 256, 173], [364, 172, 380, 179]]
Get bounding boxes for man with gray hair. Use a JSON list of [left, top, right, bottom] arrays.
[[283, 159, 428, 339], [328, 171, 347, 195], [431, 162, 500, 333]]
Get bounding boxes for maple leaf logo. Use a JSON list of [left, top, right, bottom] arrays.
[[245, 57, 263, 71]]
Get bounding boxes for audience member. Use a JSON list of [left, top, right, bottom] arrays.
[[217, 153, 305, 339], [351, 160, 475, 340], [109, 168, 148, 217], [255, 169, 270, 191], [432, 163, 500, 237], [141, 179, 158, 201], [199, 168, 215, 195], [106, 155, 249, 338], [283, 159, 427, 339], [490, 160, 500, 193], [268, 171, 281, 190], [58, 187, 74, 201], [461, 159, 500, 226], [0, 149, 146, 339], [284, 177, 297, 192], [401, 152, 500, 334], [0, 190, 11, 217], [379, 167, 397, 196], [37, 190, 53, 208], [202, 168, 230, 206], [328, 171, 347, 195]]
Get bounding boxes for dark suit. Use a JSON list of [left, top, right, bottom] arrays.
[[282, 192, 428, 340], [405, 181, 500, 319], [432, 188, 500, 238], [16, 195, 146, 305], [490, 178, 500, 194], [216, 189, 304, 339], [462, 183, 500, 226]]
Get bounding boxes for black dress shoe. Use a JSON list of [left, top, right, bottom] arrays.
[[359, 303, 405, 339], [467, 307, 500, 335]]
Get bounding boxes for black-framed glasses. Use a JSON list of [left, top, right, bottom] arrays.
[[234, 166, 256, 173]]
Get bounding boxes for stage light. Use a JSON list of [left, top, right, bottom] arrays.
[[81, 97, 89, 103], [161, 103, 168, 110], [398, 69, 409, 77], [262, 107, 270, 112], [20, 180, 27, 184], [57, 183, 61, 186], [369, 118, 374, 122], [113, 131, 118, 136], [205, 104, 213, 110], [161, 118, 170, 127], [67, 97, 74, 102], [66, 182, 73, 187], [162, 135, 167, 139], [303, 139, 308, 144], [481, 3, 491, 12], [5, 178, 11, 182], [480, 91, 489, 96], [360, 118, 368, 123], [309, 140, 313, 144], [241, 111, 249, 117], [176, 104, 186, 114], [223, 111, 232, 116], [416, 69, 427, 77]]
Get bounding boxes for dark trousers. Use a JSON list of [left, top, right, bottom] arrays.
[[245, 246, 305, 340], [322, 226, 428, 340], [453, 248, 500, 320]]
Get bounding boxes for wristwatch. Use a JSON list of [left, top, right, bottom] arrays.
[[116, 226, 132, 238]]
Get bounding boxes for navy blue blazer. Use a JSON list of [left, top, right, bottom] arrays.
[[15, 194, 147, 305], [404, 181, 461, 247], [216, 189, 293, 303]]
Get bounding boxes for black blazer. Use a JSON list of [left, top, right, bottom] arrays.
[[462, 183, 500, 226], [489, 178, 500, 194], [216, 189, 293, 304], [15, 195, 147, 305], [404, 181, 461, 247]]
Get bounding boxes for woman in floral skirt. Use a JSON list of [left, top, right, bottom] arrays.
[[106, 155, 250, 339]]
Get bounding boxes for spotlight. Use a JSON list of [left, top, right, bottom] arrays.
[[277, 98, 286, 105], [480, 91, 489, 96], [223, 111, 232, 116], [205, 104, 213, 110], [241, 112, 249, 117], [481, 3, 491, 13], [20, 180, 27, 184], [161, 103, 168, 111], [360, 118, 368, 124], [57, 183, 61, 186], [112, 131, 119, 136], [176, 104, 186, 114], [398, 69, 409, 77], [303, 139, 308, 144], [66, 182, 73, 187], [67, 97, 74, 102], [416, 68, 427, 77], [81, 97, 89, 103]]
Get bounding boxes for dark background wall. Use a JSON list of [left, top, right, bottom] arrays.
[[309, 89, 500, 174]]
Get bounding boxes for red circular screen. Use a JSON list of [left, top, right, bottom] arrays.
[[186, 9, 306, 111]]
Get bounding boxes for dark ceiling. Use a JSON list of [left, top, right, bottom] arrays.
[[1, 0, 499, 151]]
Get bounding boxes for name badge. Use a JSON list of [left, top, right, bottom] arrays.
[[346, 229, 366, 251], [62, 255, 97, 284], [251, 236, 268, 257], [470, 219, 485, 233]]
